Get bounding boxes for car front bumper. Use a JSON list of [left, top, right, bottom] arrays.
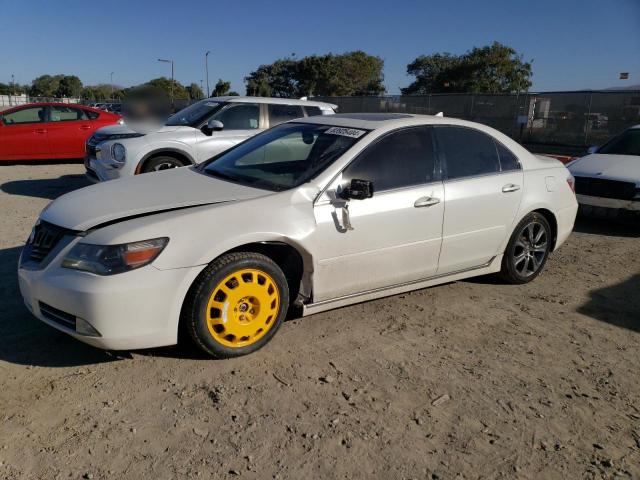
[[18, 253, 204, 350], [576, 194, 640, 211]]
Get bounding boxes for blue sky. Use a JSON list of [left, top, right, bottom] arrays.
[[1, 0, 639, 94]]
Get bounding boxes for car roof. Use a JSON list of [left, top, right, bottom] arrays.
[[205, 96, 337, 109], [295, 112, 484, 130], [2, 102, 99, 112]]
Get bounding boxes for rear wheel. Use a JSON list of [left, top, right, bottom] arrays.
[[500, 212, 552, 284], [141, 155, 187, 173], [183, 252, 289, 358]]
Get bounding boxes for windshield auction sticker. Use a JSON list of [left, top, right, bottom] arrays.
[[325, 127, 366, 138]]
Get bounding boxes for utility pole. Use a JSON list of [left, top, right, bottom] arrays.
[[110, 72, 114, 100], [158, 58, 174, 106], [10, 74, 15, 104], [205, 51, 210, 97]]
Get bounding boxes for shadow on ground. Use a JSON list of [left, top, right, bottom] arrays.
[[0, 245, 125, 367], [574, 213, 640, 238], [578, 274, 640, 333], [1, 174, 90, 200]]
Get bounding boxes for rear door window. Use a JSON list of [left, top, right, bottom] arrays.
[[268, 104, 305, 126], [435, 126, 500, 180], [50, 106, 88, 122]]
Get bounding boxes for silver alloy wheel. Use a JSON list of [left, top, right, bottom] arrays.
[[513, 221, 548, 277], [152, 161, 180, 171]]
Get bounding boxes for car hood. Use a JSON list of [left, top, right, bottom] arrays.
[[96, 123, 187, 136], [41, 167, 270, 231], [569, 154, 640, 183]]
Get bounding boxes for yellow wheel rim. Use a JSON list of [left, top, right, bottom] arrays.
[[206, 268, 281, 348]]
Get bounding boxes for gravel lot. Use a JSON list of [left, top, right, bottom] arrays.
[[1, 164, 639, 480]]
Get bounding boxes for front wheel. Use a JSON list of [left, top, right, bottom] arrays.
[[141, 155, 187, 173], [183, 252, 289, 358], [500, 212, 552, 284]]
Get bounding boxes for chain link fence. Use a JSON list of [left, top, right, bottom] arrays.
[[313, 91, 640, 155]]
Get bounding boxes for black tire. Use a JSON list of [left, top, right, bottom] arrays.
[[141, 155, 187, 173], [183, 252, 289, 358], [500, 212, 552, 284]]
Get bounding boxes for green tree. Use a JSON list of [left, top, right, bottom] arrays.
[[244, 51, 385, 97], [82, 84, 123, 101], [212, 79, 232, 97], [186, 82, 204, 100], [30, 74, 63, 97], [145, 77, 189, 100], [401, 42, 532, 94], [57, 75, 83, 97]]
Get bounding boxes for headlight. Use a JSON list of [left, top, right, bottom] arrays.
[[111, 143, 126, 163], [62, 237, 168, 275]]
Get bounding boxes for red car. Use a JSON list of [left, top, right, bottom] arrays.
[[0, 102, 121, 161]]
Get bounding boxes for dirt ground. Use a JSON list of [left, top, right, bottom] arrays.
[[0, 164, 639, 480]]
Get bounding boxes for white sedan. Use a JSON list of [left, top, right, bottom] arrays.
[[568, 125, 640, 213], [18, 113, 578, 358]]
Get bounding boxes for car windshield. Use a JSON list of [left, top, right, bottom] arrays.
[[202, 123, 368, 191], [166, 101, 224, 127], [597, 128, 640, 156]]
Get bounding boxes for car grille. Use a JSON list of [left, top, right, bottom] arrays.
[[39, 302, 76, 330], [27, 221, 75, 263], [574, 176, 638, 200]]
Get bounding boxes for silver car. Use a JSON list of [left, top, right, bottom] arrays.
[[84, 96, 336, 182]]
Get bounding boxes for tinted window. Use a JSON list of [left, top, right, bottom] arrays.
[[436, 126, 500, 179], [304, 106, 323, 117], [50, 106, 88, 122], [343, 126, 436, 192], [86, 109, 99, 120], [2, 106, 46, 124], [166, 100, 223, 126], [212, 103, 260, 129], [597, 128, 640, 156], [268, 104, 304, 126], [496, 142, 520, 171]]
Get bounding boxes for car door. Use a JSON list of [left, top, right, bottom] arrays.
[[194, 103, 263, 162], [312, 126, 445, 302], [0, 105, 50, 160], [46, 105, 95, 158], [435, 125, 523, 274]]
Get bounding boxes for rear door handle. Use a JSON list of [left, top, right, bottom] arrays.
[[414, 196, 441, 208], [80, 125, 92, 130], [502, 184, 521, 193], [34, 129, 47, 134]]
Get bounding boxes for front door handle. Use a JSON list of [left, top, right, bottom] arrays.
[[34, 129, 47, 134], [414, 196, 441, 208], [502, 184, 521, 193], [80, 125, 92, 130]]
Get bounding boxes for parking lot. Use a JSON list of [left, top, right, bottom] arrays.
[[0, 164, 639, 479]]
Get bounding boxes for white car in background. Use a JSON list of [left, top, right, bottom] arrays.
[[84, 96, 336, 182], [567, 125, 640, 214], [19, 113, 577, 358]]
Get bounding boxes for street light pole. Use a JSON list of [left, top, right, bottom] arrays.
[[205, 51, 210, 97], [158, 58, 175, 106], [110, 72, 114, 101]]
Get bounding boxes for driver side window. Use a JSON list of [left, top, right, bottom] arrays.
[[343, 126, 437, 192], [212, 103, 260, 130]]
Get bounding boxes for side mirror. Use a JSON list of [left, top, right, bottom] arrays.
[[340, 179, 374, 200], [587, 145, 598, 154], [202, 119, 224, 136]]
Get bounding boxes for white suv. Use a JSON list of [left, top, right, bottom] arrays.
[[84, 96, 336, 182]]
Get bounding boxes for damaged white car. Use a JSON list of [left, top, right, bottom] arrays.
[[19, 113, 578, 358]]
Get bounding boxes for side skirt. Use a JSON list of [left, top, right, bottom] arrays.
[[301, 255, 502, 316]]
